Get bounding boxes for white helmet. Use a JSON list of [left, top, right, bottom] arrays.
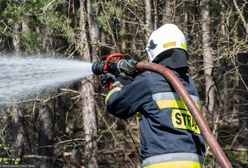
[[146, 24, 187, 62]]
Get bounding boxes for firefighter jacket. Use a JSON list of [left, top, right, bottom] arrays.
[[105, 64, 205, 168]]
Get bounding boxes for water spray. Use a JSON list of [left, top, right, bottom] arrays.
[[0, 54, 92, 104]]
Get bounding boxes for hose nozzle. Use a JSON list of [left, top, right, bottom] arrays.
[[92, 61, 105, 75], [92, 59, 137, 77]]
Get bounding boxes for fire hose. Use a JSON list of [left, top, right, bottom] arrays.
[[92, 53, 233, 168]]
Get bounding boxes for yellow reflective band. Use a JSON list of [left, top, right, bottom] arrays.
[[144, 161, 203, 168], [162, 42, 176, 49], [181, 43, 187, 50], [171, 109, 201, 134], [105, 87, 121, 104], [156, 100, 200, 110]]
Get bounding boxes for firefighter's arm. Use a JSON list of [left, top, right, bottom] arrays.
[[105, 74, 150, 119]]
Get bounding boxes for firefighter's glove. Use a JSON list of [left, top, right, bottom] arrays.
[[99, 73, 117, 89]]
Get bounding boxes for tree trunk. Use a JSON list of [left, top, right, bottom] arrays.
[[145, 0, 152, 39], [120, 20, 126, 51], [80, 1, 98, 168], [153, 0, 158, 30], [79, 0, 90, 58], [183, 1, 189, 34], [11, 105, 24, 157], [201, 0, 215, 117], [13, 24, 21, 55], [87, 0, 100, 61], [219, 0, 228, 116], [56, 95, 68, 133], [130, 23, 137, 52], [163, 0, 171, 23], [41, 26, 53, 53], [81, 77, 98, 168], [38, 104, 54, 168], [22, 21, 29, 35]]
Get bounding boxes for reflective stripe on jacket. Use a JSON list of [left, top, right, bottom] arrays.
[[142, 152, 203, 168], [105, 66, 205, 164]]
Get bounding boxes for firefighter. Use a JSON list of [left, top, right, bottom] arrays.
[[102, 23, 205, 168]]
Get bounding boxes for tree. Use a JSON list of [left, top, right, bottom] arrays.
[[201, 0, 215, 119], [12, 24, 21, 55], [163, 0, 171, 24], [79, 1, 99, 167], [145, 0, 152, 39], [37, 104, 54, 168], [79, 0, 90, 58], [11, 105, 24, 158]]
